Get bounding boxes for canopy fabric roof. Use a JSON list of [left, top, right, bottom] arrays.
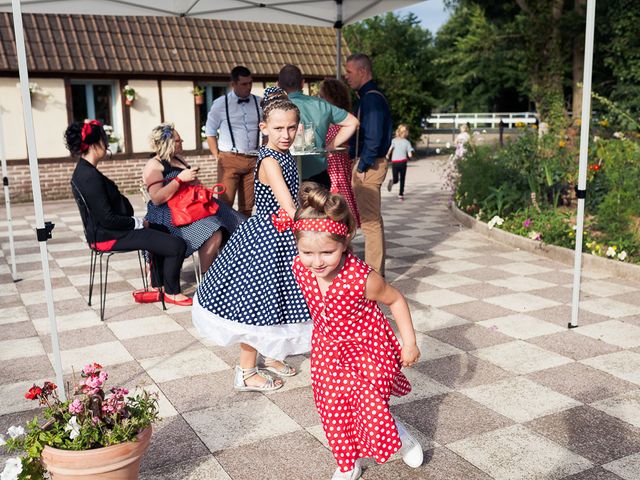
[[0, 13, 348, 77], [0, 1, 421, 26]]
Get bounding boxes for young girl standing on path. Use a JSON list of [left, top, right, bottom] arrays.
[[192, 87, 312, 392], [279, 182, 423, 479], [386, 124, 415, 201]]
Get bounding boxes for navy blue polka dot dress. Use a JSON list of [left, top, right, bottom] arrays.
[[192, 146, 312, 359], [145, 159, 245, 257]]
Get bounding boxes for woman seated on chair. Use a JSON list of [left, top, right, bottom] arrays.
[[66, 119, 192, 306], [142, 123, 245, 274]]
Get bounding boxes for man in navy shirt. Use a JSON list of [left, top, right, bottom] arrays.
[[346, 53, 392, 275]]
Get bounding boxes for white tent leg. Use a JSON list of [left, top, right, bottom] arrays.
[[11, 0, 65, 399], [570, 0, 596, 329], [335, 0, 343, 79], [0, 110, 19, 281]]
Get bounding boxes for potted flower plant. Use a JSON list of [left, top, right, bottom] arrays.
[[192, 85, 205, 105], [103, 125, 120, 153], [123, 85, 136, 106], [0, 362, 158, 479]]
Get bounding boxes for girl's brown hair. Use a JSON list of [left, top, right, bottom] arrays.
[[295, 182, 356, 243], [319, 78, 351, 111], [395, 124, 410, 138]]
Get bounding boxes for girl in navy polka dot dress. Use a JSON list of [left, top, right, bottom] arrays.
[[285, 182, 423, 480], [192, 87, 312, 392]]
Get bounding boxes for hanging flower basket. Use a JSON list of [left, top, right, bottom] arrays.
[[192, 85, 205, 106], [123, 85, 136, 106]]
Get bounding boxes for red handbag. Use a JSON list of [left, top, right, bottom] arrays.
[[167, 183, 226, 227], [132, 288, 161, 303]]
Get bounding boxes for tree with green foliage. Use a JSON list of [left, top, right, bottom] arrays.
[[344, 12, 437, 138], [433, 3, 527, 112]]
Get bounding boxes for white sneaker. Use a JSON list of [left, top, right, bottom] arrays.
[[331, 460, 361, 480], [396, 421, 423, 468]]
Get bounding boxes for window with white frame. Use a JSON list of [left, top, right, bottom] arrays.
[[70, 81, 120, 148]]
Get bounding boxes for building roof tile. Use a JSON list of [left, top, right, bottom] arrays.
[[0, 13, 348, 79]]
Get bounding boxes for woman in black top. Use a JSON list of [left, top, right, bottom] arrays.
[[66, 120, 191, 306]]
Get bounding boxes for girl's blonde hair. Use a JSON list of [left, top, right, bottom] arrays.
[[395, 124, 410, 138], [150, 123, 176, 162], [295, 182, 356, 243]]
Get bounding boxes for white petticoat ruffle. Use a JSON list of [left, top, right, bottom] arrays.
[[192, 291, 312, 360]]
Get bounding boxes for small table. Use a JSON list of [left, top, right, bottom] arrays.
[[291, 147, 347, 180]]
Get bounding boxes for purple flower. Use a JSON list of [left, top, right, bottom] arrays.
[[523, 218, 532, 228]]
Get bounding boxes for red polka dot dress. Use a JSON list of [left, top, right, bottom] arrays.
[[292, 252, 411, 473], [326, 126, 361, 228]]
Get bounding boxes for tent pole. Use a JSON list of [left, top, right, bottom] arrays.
[[335, 0, 343, 79], [0, 110, 19, 281], [569, 0, 596, 329], [11, 0, 65, 399]]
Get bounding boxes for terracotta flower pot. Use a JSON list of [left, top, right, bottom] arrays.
[[40, 427, 151, 479], [125, 97, 135, 106], [194, 95, 204, 105]]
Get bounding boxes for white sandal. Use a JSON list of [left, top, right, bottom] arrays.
[[233, 366, 283, 392], [260, 357, 298, 377]]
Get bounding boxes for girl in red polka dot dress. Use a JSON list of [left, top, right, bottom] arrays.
[[273, 182, 423, 479]]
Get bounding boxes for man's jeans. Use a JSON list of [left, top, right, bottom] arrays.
[[352, 157, 388, 275]]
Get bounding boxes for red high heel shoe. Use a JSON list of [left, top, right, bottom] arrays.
[[163, 294, 193, 307]]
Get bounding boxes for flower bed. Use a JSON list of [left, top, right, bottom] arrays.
[[448, 125, 640, 264]]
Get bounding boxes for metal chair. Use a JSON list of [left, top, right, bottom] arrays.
[[71, 180, 151, 320]]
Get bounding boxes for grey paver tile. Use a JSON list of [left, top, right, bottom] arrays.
[[472, 340, 573, 375], [591, 389, 640, 428], [527, 406, 640, 464], [140, 455, 231, 480], [526, 362, 637, 404], [563, 467, 625, 480], [575, 320, 640, 348], [448, 424, 593, 480], [478, 313, 564, 339], [184, 396, 301, 453], [427, 323, 513, 351], [392, 393, 513, 444], [215, 430, 334, 480], [602, 453, 640, 480], [361, 447, 492, 479], [581, 351, 640, 385], [441, 300, 514, 321], [415, 353, 513, 389], [122, 330, 201, 360]]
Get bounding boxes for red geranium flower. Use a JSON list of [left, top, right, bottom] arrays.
[[593, 164, 601, 171], [25, 385, 43, 400]]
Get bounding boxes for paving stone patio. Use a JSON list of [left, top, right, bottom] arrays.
[[1, 156, 640, 479]]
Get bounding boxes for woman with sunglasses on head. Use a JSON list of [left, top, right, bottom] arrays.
[[66, 120, 191, 306], [143, 123, 245, 274]]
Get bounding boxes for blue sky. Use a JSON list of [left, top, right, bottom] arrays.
[[394, 0, 451, 34]]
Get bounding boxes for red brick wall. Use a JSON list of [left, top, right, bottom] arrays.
[[5, 154, 218, 203]]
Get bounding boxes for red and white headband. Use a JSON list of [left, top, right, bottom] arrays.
[[272, 208, 349, 237]]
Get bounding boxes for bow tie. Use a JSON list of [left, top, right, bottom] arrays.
[[237, 98, 250, 104]]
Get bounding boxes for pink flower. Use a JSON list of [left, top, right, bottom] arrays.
[[523, 218, 532, 228], [98, 371, 108, 384], [69, 398, 84, 414], [84, 376, 103, 390], [82, 362, 103, 376]]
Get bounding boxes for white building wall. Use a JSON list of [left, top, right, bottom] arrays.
[[0, 77, 67, 160], [127, 80, 161, 153], [161, 81, 196, 151]]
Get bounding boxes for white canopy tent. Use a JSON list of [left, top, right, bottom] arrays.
[[0, 0, 427, 399]]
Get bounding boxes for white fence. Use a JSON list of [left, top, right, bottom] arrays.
[[425, 112, 538, 129]]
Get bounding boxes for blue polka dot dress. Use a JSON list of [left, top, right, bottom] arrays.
[[145, 160, 245, 257], [192, 146, 312, 359]]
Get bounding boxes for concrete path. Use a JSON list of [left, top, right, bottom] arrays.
[[2, 155, 640, 479]]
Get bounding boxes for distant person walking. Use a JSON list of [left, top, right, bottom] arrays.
[[205, 66, 262, 217], [345, 53, 392, 276], [386, 124, 414, 201]]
